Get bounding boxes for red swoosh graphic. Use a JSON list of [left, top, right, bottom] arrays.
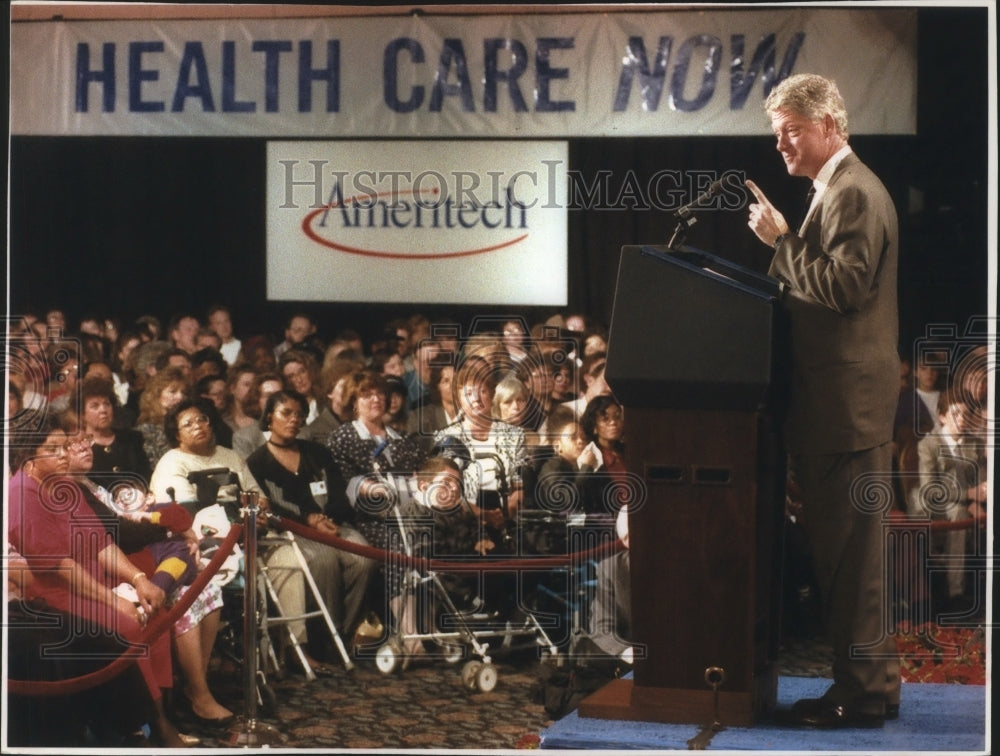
[[300, 188, 528, 260]]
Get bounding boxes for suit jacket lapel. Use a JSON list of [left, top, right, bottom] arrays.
[[798, 153, 860, 235]]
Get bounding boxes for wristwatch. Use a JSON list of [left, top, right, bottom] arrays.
[[773, 233, 790, 249]]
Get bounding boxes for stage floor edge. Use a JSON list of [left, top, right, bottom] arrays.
[[539, 675, 987, 751]]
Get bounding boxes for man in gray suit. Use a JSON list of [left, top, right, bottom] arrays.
[[746, 73, 900, 728], [912, 388, 988, 609]]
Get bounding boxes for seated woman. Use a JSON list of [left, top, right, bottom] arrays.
[[64, 423, 199, 602], [62, 423, 237, 729], [149, 398, 270, 725], [577, 394, 629, 523], [304, 361, 355, 443], [136, 365, 189, 469], [110, 328, 144, 411], [246, 389, 376, 656], [6, 543, 194, 747], [224, 364, 259, 431], [407, 362, 458, 453], [6, 414, 188, 747], [231, 371, 286, 459], [326, 369, 427, 552], [433, 355, 530, 547], [195, 373, 234, 449], [384, 375, 410, 434], [80, 375, 152, 494], [279, 349, 323, 424]]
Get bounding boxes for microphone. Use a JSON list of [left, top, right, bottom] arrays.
[[371, 438, 389, 474], [672, 173, 743, 218]]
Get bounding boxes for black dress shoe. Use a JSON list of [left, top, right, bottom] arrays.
[[190, 711, 236, 732], [776, 697, 885, 729]]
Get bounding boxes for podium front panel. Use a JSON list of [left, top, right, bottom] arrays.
[[605, 245, 776, 411]]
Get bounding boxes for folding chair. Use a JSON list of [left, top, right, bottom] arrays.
[[256, 529, 355, 678]]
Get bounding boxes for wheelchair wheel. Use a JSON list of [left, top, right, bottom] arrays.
[[375, 641, 402, 674], [475, 663, 498, 693]]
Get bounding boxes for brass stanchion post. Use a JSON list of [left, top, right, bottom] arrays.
[[225, 490, 287, 746]]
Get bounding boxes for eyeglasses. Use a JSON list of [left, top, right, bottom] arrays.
[[178, 414, 210, 430], [64, 434, 95, 451], [274, 407, 306, 420], [36, 443, 68, 458]]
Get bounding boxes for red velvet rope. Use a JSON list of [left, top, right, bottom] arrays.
[[886, 510, 988, 533], [272, 515, 623, 571], [8, 522, 244, 698], [16, 509, 975, 697]]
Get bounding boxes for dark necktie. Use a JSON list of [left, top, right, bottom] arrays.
[[799, 185, 817, 232]]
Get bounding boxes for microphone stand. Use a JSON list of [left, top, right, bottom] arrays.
[[224, 490, 287, 746], [667, 207, 697, 251], [474, 452, 515, 549]]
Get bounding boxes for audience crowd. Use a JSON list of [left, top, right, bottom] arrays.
[[5, 305, 623, 746], [5, 304, 989, 746]]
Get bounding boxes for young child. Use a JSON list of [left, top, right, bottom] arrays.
[[390, 457, 495, 656], [912, 388, 989, 612], [535, 410, 588, 515]]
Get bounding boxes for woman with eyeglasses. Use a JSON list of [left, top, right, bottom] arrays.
[[149, 397, 268, 728], [149, 398, 263, 507], [6, 412, 190, 747], [246, 389, 376, 661]]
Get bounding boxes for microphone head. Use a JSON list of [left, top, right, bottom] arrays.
[[709, 173, 743, 196]]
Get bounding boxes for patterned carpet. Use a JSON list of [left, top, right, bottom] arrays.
[[170, 621, 987, 750], [181, 646, 556, 750]]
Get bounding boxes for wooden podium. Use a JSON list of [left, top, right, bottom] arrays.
[[580, 245, 787, 727]]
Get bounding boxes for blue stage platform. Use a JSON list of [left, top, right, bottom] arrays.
[[539, 675, 988, 751]]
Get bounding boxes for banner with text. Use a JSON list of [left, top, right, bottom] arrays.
[[267, 140, 568, 304], [11, 8, 916, 137]]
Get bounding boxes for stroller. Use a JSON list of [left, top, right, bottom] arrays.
[[367, 452, 578, 692], [372, 497, 566, 692]]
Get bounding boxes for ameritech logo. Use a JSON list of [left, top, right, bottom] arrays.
[[266, 141, 568, 305], [282, 164, 560, 260]]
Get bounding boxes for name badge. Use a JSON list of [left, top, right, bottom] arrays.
[[310, 480, 327, 497]]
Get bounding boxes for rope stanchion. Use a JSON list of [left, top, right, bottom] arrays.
[[272, 514, 624, 571], [223, 491, 286, 746], [8, 522, 244, 698]]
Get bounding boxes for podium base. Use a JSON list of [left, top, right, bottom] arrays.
[[577, 678, 762, 728]]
